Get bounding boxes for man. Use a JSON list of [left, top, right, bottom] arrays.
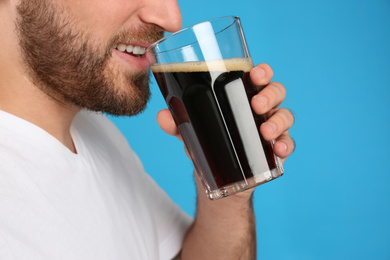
[[0, 0, 295, 259]]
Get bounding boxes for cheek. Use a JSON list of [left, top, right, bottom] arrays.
[[62, 0, 138, 39]]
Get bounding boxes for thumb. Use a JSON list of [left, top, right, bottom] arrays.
[[156, 109, 182, 140]]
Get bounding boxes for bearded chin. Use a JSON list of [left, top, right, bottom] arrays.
[[16, 0, 152, 117], [93, 68, 152, 117]]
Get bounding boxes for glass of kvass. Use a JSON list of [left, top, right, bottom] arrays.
[[147, 16, 284, 200]]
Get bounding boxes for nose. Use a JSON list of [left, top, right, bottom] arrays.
[[138, 0, 182, 33]]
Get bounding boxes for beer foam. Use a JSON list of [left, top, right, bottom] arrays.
[[151, 57, 254, 73]]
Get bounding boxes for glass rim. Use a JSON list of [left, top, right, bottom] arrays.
[[146, 16, 240, 54]]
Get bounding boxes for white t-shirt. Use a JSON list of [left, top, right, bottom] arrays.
[[0, 110, 193, 260]]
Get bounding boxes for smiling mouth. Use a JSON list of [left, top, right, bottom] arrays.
[[114, 43, 146, 58]]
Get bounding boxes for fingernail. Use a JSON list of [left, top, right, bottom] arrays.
[[255, 95, 267, 109], [281, 142, 288, 152], [253, 67, 266, 80], [263, 122, 276, 134]]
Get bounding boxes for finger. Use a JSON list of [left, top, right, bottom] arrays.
[[250, 63, 274, 86], [251, 82, 286, 115], [260, 108, 294, 141], [156, 109, 180, 137], [273, 131, 296, 161]]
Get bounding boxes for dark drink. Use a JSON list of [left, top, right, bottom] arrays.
[[152, 58, 283, 199]]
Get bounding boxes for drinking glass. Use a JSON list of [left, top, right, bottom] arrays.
[[148, 16, 284, 200]]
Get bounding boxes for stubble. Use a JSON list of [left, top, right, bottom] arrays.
[[16, 0, 163, 116]]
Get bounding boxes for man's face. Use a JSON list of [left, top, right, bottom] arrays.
[[16, 0, 181, 116]]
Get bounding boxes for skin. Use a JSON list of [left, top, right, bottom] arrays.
[[0, 0, 294, 259]]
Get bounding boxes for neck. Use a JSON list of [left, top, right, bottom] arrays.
[[0, 74, 80, 153]]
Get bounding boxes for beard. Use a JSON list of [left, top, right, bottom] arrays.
[[15, 0, 163, 116]]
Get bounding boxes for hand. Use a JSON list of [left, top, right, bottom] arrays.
[[249, 63, 295, 162], [157, 63, 295, 163]]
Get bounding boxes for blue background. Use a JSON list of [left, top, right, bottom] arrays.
[[110, 0, 390, 259]]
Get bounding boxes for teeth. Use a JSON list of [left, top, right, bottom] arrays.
[[133, 46, 141, 54], [117, 44, 126, 52], [126, 45, 133, 53], [115, 44, 145, 56], [133, 46, 146, 55]]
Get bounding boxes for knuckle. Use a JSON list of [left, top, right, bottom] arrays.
[[269, 109, 294, 137], [269, 115, 284, 136], [270, 82, 286, 97], [279, 108, 295, 126]]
